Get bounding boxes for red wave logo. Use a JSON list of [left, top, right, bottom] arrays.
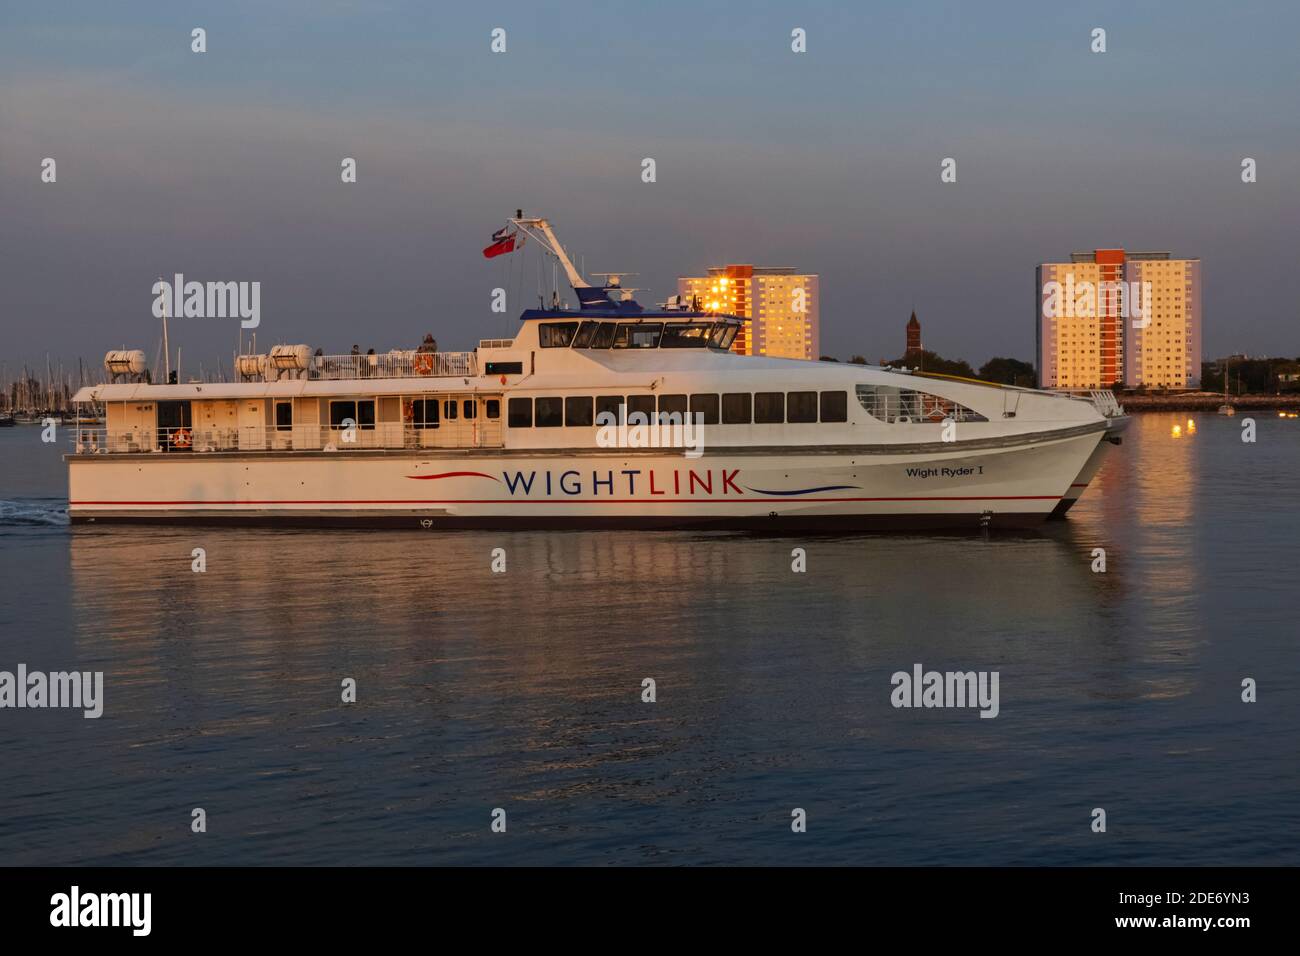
[[405, 471, 500, 482]]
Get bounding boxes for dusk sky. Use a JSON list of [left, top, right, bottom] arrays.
[[3, 0, 1298, 375]]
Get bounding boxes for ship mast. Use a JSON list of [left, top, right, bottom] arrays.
[[507, 212, 590, 290]]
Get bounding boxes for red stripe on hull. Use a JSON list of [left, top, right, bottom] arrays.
[[70, 495, 1062, 506]]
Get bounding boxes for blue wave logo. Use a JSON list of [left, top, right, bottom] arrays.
[[743, 485, 861, 496]]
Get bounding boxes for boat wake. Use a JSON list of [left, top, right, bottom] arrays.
[[0, 499, 69, 527]]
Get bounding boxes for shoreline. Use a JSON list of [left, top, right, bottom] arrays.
[[1117, 394, 1300, 412]]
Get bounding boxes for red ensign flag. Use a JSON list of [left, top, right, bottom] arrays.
[[482, 228, 518, 258]]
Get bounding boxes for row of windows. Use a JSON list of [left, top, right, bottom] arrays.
[[409, 398, 501, 430], [310, 398, 502, 431], [290, 385, 983, 430], [539, 321, 740, 351], [506, 391, 850, 428]]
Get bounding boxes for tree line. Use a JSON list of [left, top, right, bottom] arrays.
[[819, 352, 1036, 387]]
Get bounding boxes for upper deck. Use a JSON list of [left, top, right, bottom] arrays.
[[67, 294, 1118, 459]]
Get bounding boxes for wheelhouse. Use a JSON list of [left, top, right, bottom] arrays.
[[535, 316, 742, 352]]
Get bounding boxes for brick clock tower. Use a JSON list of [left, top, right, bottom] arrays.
[[905, 311, 922, 358]]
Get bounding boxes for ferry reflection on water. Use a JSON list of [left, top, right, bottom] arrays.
[[19, 414, 1285, 867]]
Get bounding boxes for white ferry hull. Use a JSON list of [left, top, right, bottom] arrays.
[[1050, 414, 1130, 517], [68, 426, 1104, 532]]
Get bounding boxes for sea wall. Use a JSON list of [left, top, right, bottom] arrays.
[[1118, 393, 1300, 412]]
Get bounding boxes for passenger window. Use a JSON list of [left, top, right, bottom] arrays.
[[443, 400, 458, 421], [820, 391, 847, 423], [463, 400, 476, 419], [412, 399, 440, 430], [535, 397, 563, 427], [690, 393, 719, 425], [657, 394, 688, 423], [275, 401, 292, 431], [627, 395, 657, 423], [565, 396, 594, 427], [787, 391, 817, 423], [754, 392, 784, 424], [485, 400, 500, 419], [508, 397, 532, 428], [539, 323, 579, 348], [329, 400, 355, 428], [721, 393, 751, 424], [329, 400, 375, 429], [595, 395, 624, 425]]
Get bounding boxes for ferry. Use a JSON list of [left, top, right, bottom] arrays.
[[67, 215, 1127, 531]]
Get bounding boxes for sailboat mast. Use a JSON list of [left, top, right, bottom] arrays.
[[161, 276, 171, 381]]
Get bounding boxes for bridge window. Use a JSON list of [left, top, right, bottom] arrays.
[[613, 322, 663, 349], [565, 396, 594, 427], [590, 322, 618, 349], [721, 393, 751, 424], [539, 323, 580, 348], [508, 397, 532, 428], [660, 324, 711, 348], [820, 391, 848, 423], [711, 324, 739, 351], [573, 321, 602, 348], [535, 396, 563, 427], [754, 392, 784, 424], [411, 399, 440, 430], [485, 361, 523, 375], [787, 391, 817, 423], [690, 393, 719, 425]]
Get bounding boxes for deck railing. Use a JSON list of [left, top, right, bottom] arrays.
[[292, 351, 478, 381], [1087, 390, 1124, 417], [854, 384, 988, 423]]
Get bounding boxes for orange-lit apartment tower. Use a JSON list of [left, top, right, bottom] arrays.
[[1036, 249, 1201, 390], [678, 265, 820, 360]]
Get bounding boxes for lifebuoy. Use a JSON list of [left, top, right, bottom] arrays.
[[923, 398, 949, 423], [414, 354, 434, 375], [171, 427, 192, 448]]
